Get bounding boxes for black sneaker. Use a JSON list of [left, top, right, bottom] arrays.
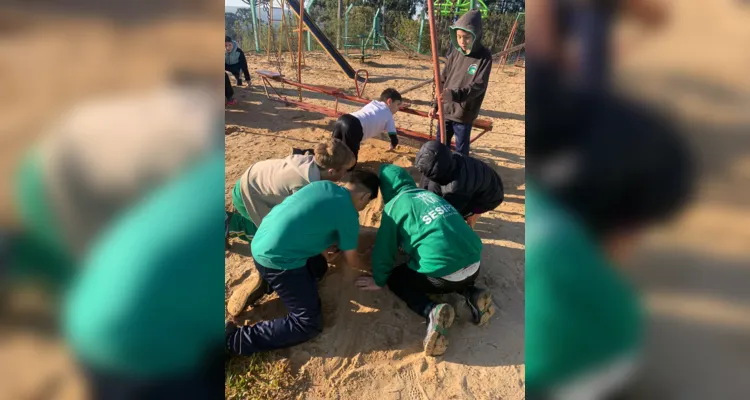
[[464, 286, 495, 326]]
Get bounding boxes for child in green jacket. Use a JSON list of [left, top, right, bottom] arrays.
[[355, 164, 494, 356]]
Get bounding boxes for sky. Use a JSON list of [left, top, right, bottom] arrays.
[[225, 0, 248, 7]]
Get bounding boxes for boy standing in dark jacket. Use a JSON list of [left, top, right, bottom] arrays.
[[429, 10, 492, 156], [225, 36, 251, 86], [415, 141, 504, 229]]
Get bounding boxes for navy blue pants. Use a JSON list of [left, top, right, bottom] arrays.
[[82, 353, 225, 400], [436, 121, 473, 156], [226, 255, 328, 355]]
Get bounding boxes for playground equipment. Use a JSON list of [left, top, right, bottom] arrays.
[[241, 0, 316, 53], [363, 8, 389, 52], [417, 11, 427, 54], [493, 43, 525, 61], [497, 12, 524, 69], [434, 0, 489, 18], [427, 0, 447, 144], [343, 5, 389, 62], [285, 0, 364, 81], [257, 0, 302, 94], [251, 0, 495, 149], [347, 34, 381, 63], [256, 70, 493, 147], [262, 0, 295, 62], [304, 0, 316, 51]]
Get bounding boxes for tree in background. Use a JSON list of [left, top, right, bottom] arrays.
[[224, 0, 524, 56], [225, 12, 240, 38], [488, 0, 525, 13]]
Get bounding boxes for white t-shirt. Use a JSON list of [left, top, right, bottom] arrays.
[[350, 100, 397, 140]]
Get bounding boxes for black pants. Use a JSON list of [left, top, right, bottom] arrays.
[[386, 263, 479, 318], [225, 64, 245, 85], [226, 255, 328, 355], [82, 353, 225, 400], [333, 114, 364, 170], [225, 73, 234, 101]]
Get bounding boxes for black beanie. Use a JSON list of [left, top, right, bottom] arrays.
[[225, 35, 232, 43]]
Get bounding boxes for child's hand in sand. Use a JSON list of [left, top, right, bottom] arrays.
[[355, 275, 381, 291]]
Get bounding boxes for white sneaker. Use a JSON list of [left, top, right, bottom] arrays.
[[423, 303, 455, 356]]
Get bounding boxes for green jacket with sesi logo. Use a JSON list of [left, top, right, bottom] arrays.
[[371, 164, 482, 287]]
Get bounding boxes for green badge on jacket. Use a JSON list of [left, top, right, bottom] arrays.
[[467, 64, 478, 75]]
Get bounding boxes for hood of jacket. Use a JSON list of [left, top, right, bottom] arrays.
[[450, 10, 483, 56], [415, 141, 455, 186], [225, 41, 241, 65], [379, 164, 417, 203]]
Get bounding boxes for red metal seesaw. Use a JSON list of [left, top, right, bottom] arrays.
[[256, 69, 494, 147]]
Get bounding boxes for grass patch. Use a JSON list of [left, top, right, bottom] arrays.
[[225, 352, 303, 400]]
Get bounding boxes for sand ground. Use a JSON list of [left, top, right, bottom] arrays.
[[0, 7, 219, 399], [613, 0, 750, 398], [225, 52, 526, 399], [5, 0, 749, 397]]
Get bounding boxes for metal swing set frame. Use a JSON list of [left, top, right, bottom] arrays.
[[255, 0, 493, 148]]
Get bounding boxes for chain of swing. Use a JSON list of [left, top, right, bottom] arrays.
[[260, 0, 300, 91]]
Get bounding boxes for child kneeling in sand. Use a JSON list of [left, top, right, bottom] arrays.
[[225, 171, 380, 355], [225, 139, 354, 316], [355, 164, 495, 356], [292, 88, 403, 168], [414, 140, 504, 229], [226, 138, 355, 245]]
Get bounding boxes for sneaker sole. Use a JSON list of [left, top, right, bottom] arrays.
[[423, 304, 455, 357], [470, 291, 496, 327], [226, 274, 264, 317]]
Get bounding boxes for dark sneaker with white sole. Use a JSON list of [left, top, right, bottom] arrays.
[[423, 303, 455, 356], [464, 286, 495, 326]]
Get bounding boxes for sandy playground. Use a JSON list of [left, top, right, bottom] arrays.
[[224, 52, 526, 399]]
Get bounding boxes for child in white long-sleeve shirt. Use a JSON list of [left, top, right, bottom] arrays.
[[293, 88, 402, 169]]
